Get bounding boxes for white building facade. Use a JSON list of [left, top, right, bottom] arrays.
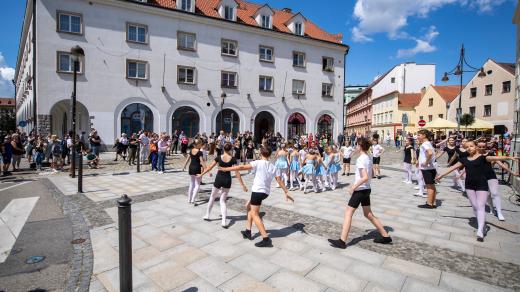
[[14, 0, 348, 145]]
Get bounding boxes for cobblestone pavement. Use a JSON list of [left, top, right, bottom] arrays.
[[41, 147, 520, 291]]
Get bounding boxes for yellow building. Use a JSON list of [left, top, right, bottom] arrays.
[[415, 85, 460, 124], [371, 91, 421, 140]]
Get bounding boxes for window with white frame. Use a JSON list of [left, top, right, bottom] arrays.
[[322, 83, 333, 97], [259, 46, 274, 62], [221, 39, 237, 56], [57, 11, 82, 34], [178, 66, 196, 84], [322, 57, 334, 71], [127, 23, 147, 43], [294, 22, 303, 35], [293, 51, 305, 67], [126, 60, 147, 79], [261, 15, 271, 28], [57, 52, 82, 73], [484, 104, 492, 116], [292, 80, 305, 94], [485, 84, 493, 96], [221, 71, 237, 88], [259, 76, 273, 92], [224, 6, 234, 20], [177, 31, 196, 51], [180, 0, 193, 12]]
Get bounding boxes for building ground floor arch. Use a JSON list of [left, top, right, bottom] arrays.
[[49, 99, 90, 138], [216, 108, 241, 136], [120, 103, 154, 136], [172, 106, 200, 138], [287, 112, 307, 139], [253, 111, 275, 143]]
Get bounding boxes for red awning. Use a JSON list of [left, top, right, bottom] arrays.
[[289, 113, 306, 124], [319, 114, 332, 123]]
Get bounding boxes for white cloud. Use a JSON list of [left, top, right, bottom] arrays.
[[350, 0, 508, 43], [0, 52, 15, 97], [397, 26, 439, 58]]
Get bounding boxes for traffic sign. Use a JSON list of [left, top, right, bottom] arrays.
[[418, 120, 426, 127], [401, 114, 408, 126], [18, 120, 27, 127]]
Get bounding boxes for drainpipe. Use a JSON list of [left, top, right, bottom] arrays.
[[32, 0, 37, 134], [342, 47, 349, 136]]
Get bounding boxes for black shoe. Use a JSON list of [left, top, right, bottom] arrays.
[[328, 238, 346, 249], [255, 237, 273, 248], [477, 236, 484, 242], [373, 236, 392, 244], [417, 203, 436, 209], [347, 173, 350, 176], [342, 173, 345, 176], [241, 230, 252, 240], [377, 176, 381, 179]]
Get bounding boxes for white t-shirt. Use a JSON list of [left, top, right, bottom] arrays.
[[355, 154, 372, 190], [419, 141, 436, 170], [139, 135, 149, 146], [372, 144, 383, 157], [299, 149, 307, 161], [250, 160, 277, 195], [341, 146, 353, 158]]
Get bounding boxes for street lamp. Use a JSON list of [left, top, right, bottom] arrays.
[[220, 92, 226, 133], [70, 45, 84, 192], [442, 44, 486, 132]]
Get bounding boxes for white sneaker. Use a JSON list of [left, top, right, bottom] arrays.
[[402, 180, 409, 183], [498, 213, 505, 221], [405, 181, 412, 184], [158, 171, 164, 174], [414, 186, 420, 190]]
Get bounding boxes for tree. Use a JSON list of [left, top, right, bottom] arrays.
[[459, 113, 475, 134]]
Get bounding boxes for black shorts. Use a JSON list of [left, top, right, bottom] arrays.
[[250, 192, 269, 206], [421, 169, 437, 185], [343, 158, 351, 164], [348, 189, 371, 208], [373, 157, 381, 165]]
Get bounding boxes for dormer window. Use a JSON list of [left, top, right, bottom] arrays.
[[261, 15, 271, 29], [224, 6, 234, 20], [295, 23, 303, 36], [180, 0, 194, 12]]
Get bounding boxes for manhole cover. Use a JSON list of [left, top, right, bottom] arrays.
[[71, 238, 86, 244], [26, 256, 45, 264], [10, 248, 22, 255]]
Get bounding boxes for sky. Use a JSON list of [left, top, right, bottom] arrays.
[[0, 0, 516, 97]]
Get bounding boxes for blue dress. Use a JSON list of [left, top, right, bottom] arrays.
[[327, 154, 341, 174], [315, 159, 326, 176], [300, 160, 315, 175], [290, 155, 300, 171], [275, 155, 289, 169]]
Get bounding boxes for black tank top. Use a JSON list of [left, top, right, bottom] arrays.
[[460, 155, 489, 191], [403, 146, 412, 163], [188, 150, 203, 175], [443, 146, 459, 166]]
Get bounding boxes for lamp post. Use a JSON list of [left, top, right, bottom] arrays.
[[442, 44, 486, 133], [220, 92, 226, 133], [70, 45, 84, 192]]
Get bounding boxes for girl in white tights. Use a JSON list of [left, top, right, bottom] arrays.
[[436, 140, 518, 241], [198, 143, 247, 228], [183, 139, 206, 204], [300, 149, 318, 193]]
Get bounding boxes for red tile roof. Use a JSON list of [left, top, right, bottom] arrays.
[[0, 98, 15, 107], [398, 93, 422, 108], [432, 85, 461, 103], [144, 0, 344, 44]]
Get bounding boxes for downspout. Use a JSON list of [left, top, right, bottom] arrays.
[[32, 0, 37, 134], [342, 47, 349, 136]]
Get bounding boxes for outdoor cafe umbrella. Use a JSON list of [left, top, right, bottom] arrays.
[[467, 118, 494, 130], [425, 118, 458, 129]]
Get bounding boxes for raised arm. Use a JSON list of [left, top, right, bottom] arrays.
[[199, 160, 218, 176], [182, 154, 190, 170], [234, 170, 248, 192], [275, 176, 294, 202], [436, 162, 464, 181], [494, 161, 520, 177], [220, 164, 253, 172], [486, 155, 519, 162]]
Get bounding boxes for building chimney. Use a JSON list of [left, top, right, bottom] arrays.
[[282, 8, 292, 13]]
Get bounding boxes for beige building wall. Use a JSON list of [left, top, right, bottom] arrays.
[[372, 91, 417, 140], [448, 59, 515, 132], [416, 86, 449, 123]]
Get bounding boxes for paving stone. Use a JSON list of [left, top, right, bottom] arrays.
[[171, 277, 223, 292], [439, 272, 507, 292], [276, 237, 312, 254], [450, 234, 501, 250], [269, 249, 318, 275], [143, 231, 183, 251], [389, 230, 426, 243], [266, 270, 325, 292], [187, 257, 240, 287], [179, 230, 218, 248], [201, 240, 247, 262], [132, 246, 166, 270], [162, 244, 208, 266], [96, 266, 157, 292], [382, 256, 441, 285], [431, 223, 474, 236], [340, 246, 386, 266], [228, 253, 281, 281], [143, 261, 197, 290], [361, 282, 398, 292], [306, 264, 367, 291], [219, 273, 276, 292], [302, 248, 354, 271], [408, 226, 450, 239], [425, 236, 475, 255], [91, 240, 119, 274], [347, 262, 406, 290], [401, 278, 446, 292]]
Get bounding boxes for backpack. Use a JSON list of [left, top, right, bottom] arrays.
[[60, 140, 69, 155], [52, 142, 62, 156]]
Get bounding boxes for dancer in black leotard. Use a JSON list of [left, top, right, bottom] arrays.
[[183, 139, 205, 204], [199, 143, 247, 228], [436, 137, 464, 191], [436, 140, 518, 241]]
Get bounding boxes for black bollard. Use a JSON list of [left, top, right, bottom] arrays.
[[137, 140, 141, 173], [78, 147, 83, 193], [118, 194, 132, 292]]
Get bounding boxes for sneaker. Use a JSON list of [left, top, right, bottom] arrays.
[[255, 237, 273, 248], [402, 180, 409, 183], [498, 213, 505, 221], [373, 236, 392, 244], [377, 176, 381, 179], [202, 215, 211, 221], [414, 186, 420, 190], [417, 203, 436, 209], [221, 220, 229, 229], [241, 230, 252, 240], [328, 238, 346, 249], [405, 181, 412, 184]]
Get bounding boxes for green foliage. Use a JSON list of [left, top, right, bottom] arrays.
[[459, 113, 475, 128], [0, 109, 16, 132]]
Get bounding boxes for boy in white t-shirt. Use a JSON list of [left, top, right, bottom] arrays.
[[371, 139, 385, 179], [417, 129, 437, 209], [219, 146, 294, 247], [340, 141, 354, 176]]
